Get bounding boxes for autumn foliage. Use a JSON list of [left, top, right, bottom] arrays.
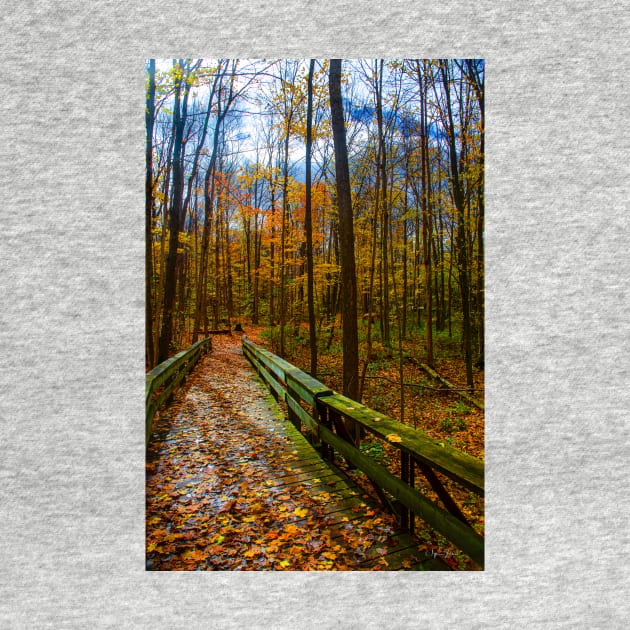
[[146, 59, 484, 571]]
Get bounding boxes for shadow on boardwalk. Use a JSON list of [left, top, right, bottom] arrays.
[[146, 334, 448, 571]]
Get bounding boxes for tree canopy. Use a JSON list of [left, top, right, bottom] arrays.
[[146, 58, 484, 395]]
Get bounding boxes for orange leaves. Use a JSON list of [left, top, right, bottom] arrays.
[[182, 549, 209, 562], [288, 545, 304, 556], [243, 546, 263, 559], [284, 523, 300, 537]]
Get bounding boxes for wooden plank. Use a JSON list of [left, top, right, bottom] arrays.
[[286, 369, 332, 406], [275, 464, 332, 481], [355, 533, 421, 566], [276, 460, 333, 477], [322, 392, 484, 495], [374, 540, 451, 571], [274, 472, 340, 489], [316, 494, 367, 515]]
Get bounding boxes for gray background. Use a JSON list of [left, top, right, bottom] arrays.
[[1, 0, 629, 627]]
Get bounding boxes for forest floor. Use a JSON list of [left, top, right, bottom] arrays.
[[146, 334, 452, 570]]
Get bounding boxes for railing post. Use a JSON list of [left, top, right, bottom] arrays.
[[409, 459, 415, 534], [315, 400, 333, 461], [310, 398, 323, 450], [287, 381, 301, 432], [400, 451, 415, 533]]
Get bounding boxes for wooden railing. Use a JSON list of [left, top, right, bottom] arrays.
[[242, 336, 484, 568], [145, 338, 213, 446]]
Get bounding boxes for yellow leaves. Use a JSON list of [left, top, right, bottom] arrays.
[[284, 524, 301, 536], [294, 507, 308, 518], [243, 546, 263, 559], [266, 541, 281, 554], [182, 549, 208, 562], [386, 434, 402, 443]]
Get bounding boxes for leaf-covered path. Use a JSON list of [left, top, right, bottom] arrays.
[[146, 334, 447, 570]]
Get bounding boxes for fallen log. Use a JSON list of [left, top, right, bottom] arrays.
[[194, 329, 232, 336], [418, 363, 484, 411]]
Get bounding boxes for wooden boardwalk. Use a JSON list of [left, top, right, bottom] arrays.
[[252, 411, 449, 570], [146, 335, 449, 571]]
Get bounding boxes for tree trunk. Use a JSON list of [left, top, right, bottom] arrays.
[[268, 170, 276, 328], [329, 59, 359, 403], [145, 59, 156, 369], [154, 129, 175, 356], [418, 60, 434, 367], [440, 60, 473, 390], [305, 60, 318, 377], [279, 124, 290, 357], [158, 60, 192, 363], [253, 212, 261, 324], [375, 60, 390, 348], [192, 64, 229, 343], [402, 175, 408, 339]]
